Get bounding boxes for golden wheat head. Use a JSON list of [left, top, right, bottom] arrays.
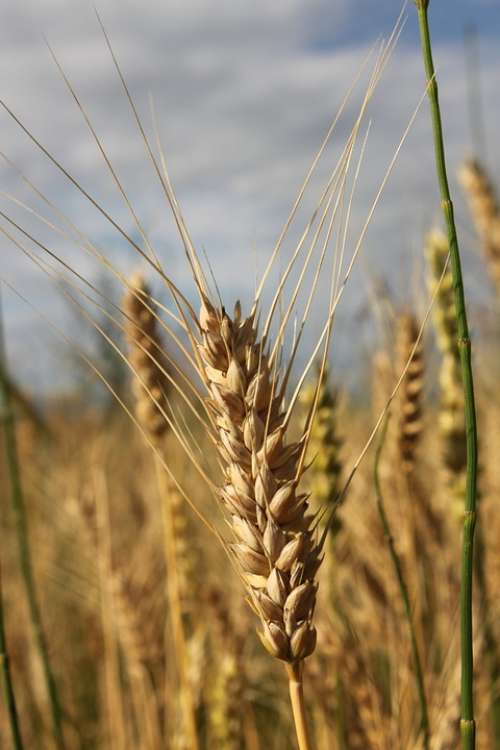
[[198, 297, 321, 663]]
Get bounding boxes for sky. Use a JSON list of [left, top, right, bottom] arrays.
[[0, 1, 499, 393]]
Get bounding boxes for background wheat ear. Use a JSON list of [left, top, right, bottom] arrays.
[[123, 272, 170, 442], [425, 229, 466, 512], [300, 367, 343, 538], [123, 273, 201, 750], [395, 312, 424, 476], [459, 160, 500, 292]]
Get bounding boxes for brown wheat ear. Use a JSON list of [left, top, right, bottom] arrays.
[[123, 271, 169, 441], [459, 159, 500, 292], [198, 295, 321, 665], [395, 312, 424, 474]]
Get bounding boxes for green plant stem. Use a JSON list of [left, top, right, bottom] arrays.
[[0, 347, 65, 748], [415, 3, 479, 748], [374, 415, 430, 749], [0, 557, 24, 749]]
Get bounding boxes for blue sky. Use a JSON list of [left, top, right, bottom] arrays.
[[321, 1, 500, 47], [0, 1, 499, 392]]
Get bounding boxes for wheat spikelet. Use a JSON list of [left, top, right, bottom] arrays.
[[300, 368, 343, 519], [395, 313, 424, 474], [199, 296, 321, 664], [459, 159, 500, 290], [123, 272, 169, 442]]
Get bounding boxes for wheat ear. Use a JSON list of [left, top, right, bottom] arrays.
[[198, 296, 322, 749], [300, 368, 343, 534], [395, 313, 424, 475], [426, 230, 466, 509], [459, 160, 500, 292], [123, 273, 199, 750]]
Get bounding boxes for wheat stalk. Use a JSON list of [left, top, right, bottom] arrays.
[[74, 472, 162, 749], [415, 3, 479, 746], [0, 299, 65, 749], [0, 544, 24, 749]]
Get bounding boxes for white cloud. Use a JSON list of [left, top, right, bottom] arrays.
[[0, 1, 498, 391]]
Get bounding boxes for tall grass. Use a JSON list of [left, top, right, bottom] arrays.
[[0, 304, 65, 749]]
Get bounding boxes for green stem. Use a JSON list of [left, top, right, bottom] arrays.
[[374, 415, 430, 749], [415, 3, 479, 748], [0, 557, 24, 749], [0, 322, 65, 748]]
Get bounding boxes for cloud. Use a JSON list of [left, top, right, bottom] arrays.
[[0, 1, 499, 391]]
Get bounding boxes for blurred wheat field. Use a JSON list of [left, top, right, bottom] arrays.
[[2, 302, 500, 749], [1, 334, 500, 748], [1, 5, 500, 750]]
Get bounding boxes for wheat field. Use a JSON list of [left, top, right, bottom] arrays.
[[1, 3, 500, 749]]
